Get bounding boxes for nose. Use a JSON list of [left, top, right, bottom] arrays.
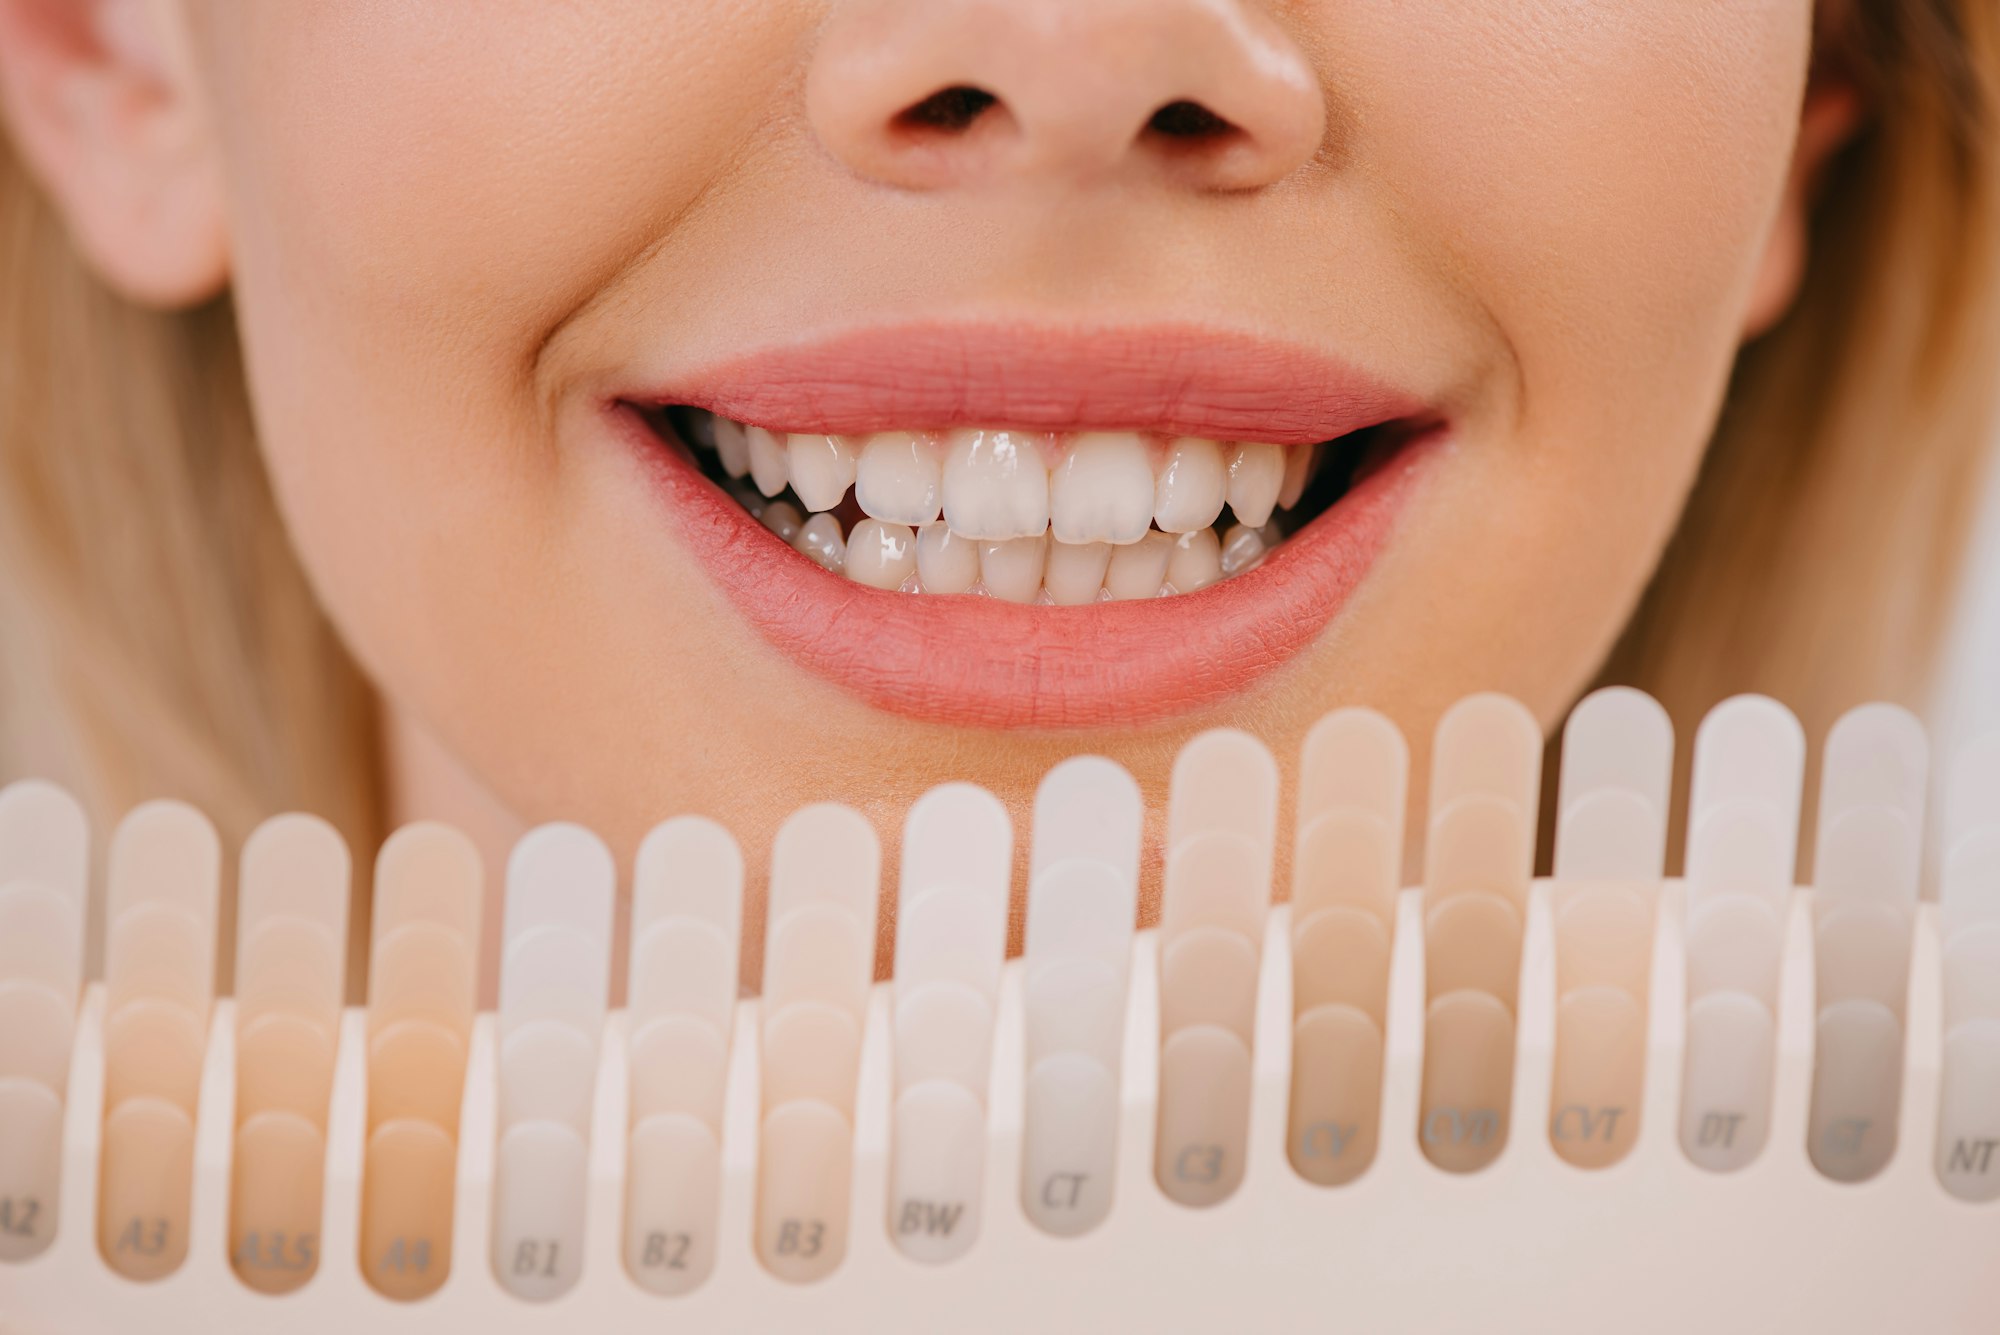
[[806, 0, 1327, 193]]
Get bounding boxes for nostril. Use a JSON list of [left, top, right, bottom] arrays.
[[1144, 100, 1240, 144], [894, 85, 1002, 135]]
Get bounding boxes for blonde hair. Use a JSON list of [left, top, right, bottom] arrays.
[[1, 1, 1997, 879]]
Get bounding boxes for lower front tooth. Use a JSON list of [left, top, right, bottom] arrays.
[[1104, 530, 1173, 600], [979, 533, 1048, 603], [1219, 524, 1266, 575], [915, 523, 979, 594], [713, 417, 751, 479], [845, 519, 917, 591], [1049, 433, 1154, 545], [855, 432, 942, 526], [747, 426, 790, 498], [1044, 540, 1112, 606], [1166, 529, 1222, 594], [788, 434, 857, 512], [758, 499, 804, 543], [793, 513, 846, 573], [1226, 443, 1284, 528]]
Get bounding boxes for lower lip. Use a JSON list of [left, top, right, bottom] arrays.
[[611, 408, 1432, 730]]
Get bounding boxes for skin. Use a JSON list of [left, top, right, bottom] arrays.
[[0, 0, 1856, 979]]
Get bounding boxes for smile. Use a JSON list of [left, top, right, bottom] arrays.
[[611, 323, 1442, 727]]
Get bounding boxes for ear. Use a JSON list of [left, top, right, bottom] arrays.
[[0, 0, 226, 307], [1741, 76, 1865, 341]]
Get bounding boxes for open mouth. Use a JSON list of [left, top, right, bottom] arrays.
[[645, 410, 1412, 604], [608, 323, 1441, 727]]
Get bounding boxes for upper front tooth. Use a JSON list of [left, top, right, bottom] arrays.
[[788, 434, 857, 512], [855, 432, 942, 525], [1277, 441, 1318, 511], [942, 429, 1050, 541], [713, 417, 752, 479], [1226, 443, 1285, 528], [747, 426, 790, 498], [1154, 437, 1227, 533], [1049, 432, 1154, 545]]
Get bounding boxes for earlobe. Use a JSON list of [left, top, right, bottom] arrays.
[[1741, 83, 1863, 341], [0, 0, 227, 308]]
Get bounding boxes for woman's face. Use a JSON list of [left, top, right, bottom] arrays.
[[160, 2, 1811, 919]]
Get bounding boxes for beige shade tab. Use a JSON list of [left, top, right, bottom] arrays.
[[895, 887, 1010, 1010], [102, 998, 207, 1114], [1023, 958, 1126, 1072], [365, 1019, 470, 1133], [1424, 892, 1525, 1012], [1292, 810, 1400, 928], [371, 822, 483, 947], [490, 1119, 590, 1302], [1158, 831, 1272, 948], [496, 925, 610, 1048], [359, 1117, 459, 1302], [1159, 926, 1260, 1045], [1807, 999, 1903, 1185], [1166, 728, 1280, 879], [1291, 907, 1391, 1027], [627, 1016, 731, 1131], [1029, 755, 1143, 891], [755, 1099, 855, 1284], [1814, 903, 1913, 1017], [1936, 1018, 2000, 1202], [98, 1095, 196, 1282], [228, 1110, 327, 1295], [1678, 991, 1777, 1173], [761, 1002, 863, 1117], [1296, 707, 1409, 856], [0, 1076, 64, 1261], [105, 801, 220, 926], [889, 1080, 988, 1265], [1287, 1004, 1385, 1188], [631, 815, 744, 953], [1549, 987, 1646, 1170], [1424, 795, 1534, 912], [0, 982, 76, 1096], [1419, 990, 1515, 1175], [237, 812, 351, 960], [233, 1011, 337, 1128], [498, 1020, 599, 1136], [1814, 704, 1928, 904], [1155, 1024, 1254, 1209], [1553, 687, 1672, 884], [104, 904, 215, 1022], [366, 922, 478, 1042], [0, 882, 82, 1003], [761, 907, 873, 1028], [767, 803, 882, 929], [896, 784, 1012, 984], [1552, 885, 1655, 1000], [623, 1111, 723, 1295], [1685, 697, 1805, 905], [1019, 1053, 1119, 1238], [233, 917, 344, 1034], [892, 980, 997, 1097], [1428, 694, 1543, 823], [627, 919, 737, 1038], [0, 780, 89, 912], [1023, 859, 1135, 980], [1684, 896, 1785, 1009]]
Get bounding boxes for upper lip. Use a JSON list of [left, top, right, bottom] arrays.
[[635, 320, 1431, 444]]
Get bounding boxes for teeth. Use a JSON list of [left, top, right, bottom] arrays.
[[1049, 432, 1154, 545], [1218, 523, 1266, 576], [788, 434, 858, 512], [1225, 442, 1285, 528], [699, 415, 1334, 601], [943, 429, 1050, 541], [1104, 530, 1174, 600], [855, 432, 943, 526], [1045, 540, 1112, 606], [793, 512, 846, 573], [1154, 437, 1227, 534], [1166, 529, 1222, 594], [747, 426, 790, 499], [1277, 441, 1317, 511], [916, 522, 980, 594], [845, 519, 917, 590], [758, 499, 804, 543], [979, 533, 1048, 603], [711, 416, 751, 479]]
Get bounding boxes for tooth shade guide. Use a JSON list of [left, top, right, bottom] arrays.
[[1158, 928, 1260, 1044], [0, 780, 89, 911], [1808, 1000, 1903, 1184], [104, 905, 214, 1020], [234, 918, 344, 1034], [1155, 1025, 1254, 1208], [371, 821, 484, 947], [233, 1013, 337, 1127], [1290, 908, 1391, 1027], [1549, 988, 1645, 1170], [105, 800, 222, 925], [360, 1118, 458, 1300], [1937, 1019, 2000, 1201], [1551, 884, 1654, 998], [1287, 1004, 1385, 1187], [629, 920, 737, 1037], [101, 999, 206, 1112], [1684, 896, 1784, 1007], [98, 1096, 197, 1280], [627, 1017, 729, 1128], [0, 1078, 63, 1260], [0, 983, 75, 1095], [631, 815, 744, 949], [1554, 687, 1673, 884], [498, 1021, 598, 1134], [624, 1113, 723, 1294], [1419, 991, 1515, 1175], [0, 882, 83, 1001], [490, 1121, 590, 1301], [228, 1112, 327, 1295], [237, 814, 351, 952], [1678, 992, 1777, 1174], [366, 922, 478, 1042], [1424, 894, 1524, 1013]]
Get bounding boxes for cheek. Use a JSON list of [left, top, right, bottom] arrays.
[[189, 4, 798, 712]]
